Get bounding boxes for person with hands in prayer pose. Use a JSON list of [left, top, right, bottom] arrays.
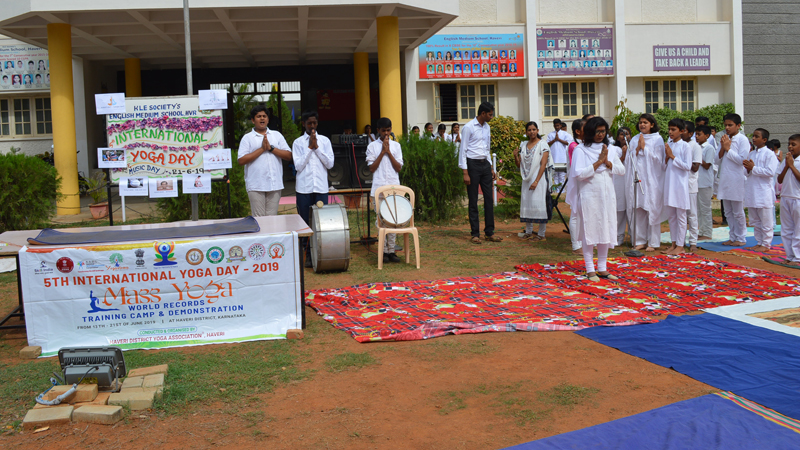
[[744, 128, 779, 252], [367, 117, 404, 264], [661, 119, 693, 255], [778, 135, 800, 265]]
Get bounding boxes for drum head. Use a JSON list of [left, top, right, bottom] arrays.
[[379, 195, 413, 227]]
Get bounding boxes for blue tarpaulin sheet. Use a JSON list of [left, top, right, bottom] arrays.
[[576, 314, 800, 420], [504, 394, 800, 450], [697, 236, 782, 252], [27, 216, 260, 245]]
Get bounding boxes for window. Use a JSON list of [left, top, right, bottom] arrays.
[[542, 81, 596, 119], [0, 97, 51, 138], [644, 79, 696, 113], [434, 82, 498, 122]]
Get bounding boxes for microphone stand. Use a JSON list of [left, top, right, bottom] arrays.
[[624, 135, 645, 258]]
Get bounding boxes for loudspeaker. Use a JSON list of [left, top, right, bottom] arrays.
[[330, 144, 372, 189], [329, 145, 351, 189]]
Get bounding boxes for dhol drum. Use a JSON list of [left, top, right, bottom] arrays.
[[310, 203, 351, 273], [379, 194, 413, 228]]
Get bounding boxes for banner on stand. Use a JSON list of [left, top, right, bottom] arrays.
[[19, 232, 302, 356]]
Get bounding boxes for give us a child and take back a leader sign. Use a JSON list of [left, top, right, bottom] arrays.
[[19, 233, 301, 356]]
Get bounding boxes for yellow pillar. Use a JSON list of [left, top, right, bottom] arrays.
[[125, 58, 142, 97], [47, 23, 80, 215], [353, 52, 371, 133], [376, 16, 402, 134]]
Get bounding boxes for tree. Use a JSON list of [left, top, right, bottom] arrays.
[[266, 85, 302, 145]]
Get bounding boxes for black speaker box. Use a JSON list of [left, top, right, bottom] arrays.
[[330, 143, 372, 189]]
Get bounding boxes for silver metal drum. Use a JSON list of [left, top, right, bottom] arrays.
[[310, 203, 351, 273]]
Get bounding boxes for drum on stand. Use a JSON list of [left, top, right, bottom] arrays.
[[379, 195, 413, 228], [310, 203, 351, 272]]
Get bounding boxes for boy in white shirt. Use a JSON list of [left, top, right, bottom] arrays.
[[778, 135, 800, 264], [662, 119, 693, 255], [546, 118, 573, 187], [683, 122, 703, 252], [718, 114, 750, 246], [695, 125, 716, 240], [237, 105, 292, 216], [366, 117, 404, 264], [744, 128, 779, 251]]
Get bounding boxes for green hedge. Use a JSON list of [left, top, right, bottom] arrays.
[[611, 101, 736, 140], [0, 151, 61, 232]]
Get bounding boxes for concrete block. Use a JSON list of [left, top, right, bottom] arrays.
[[19, 346, 42, 359], [286, 329, 304, 339], [91, 392, 111, 405], [73, 405, 124, 425], [120, 386, 163, 399], [22, 406, 73, 430], [142, 373, 164, 388], [35, 391, 111, 409], [127, 364, 168, 378], [122, 376, 143, 389], [42, 384, 98, 403], [33, 402, 71, 410], [109, 390, 155, 410]]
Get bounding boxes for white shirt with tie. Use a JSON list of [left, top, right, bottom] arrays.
[[292, 132, 334, 194], [458, 117, 491, 170]]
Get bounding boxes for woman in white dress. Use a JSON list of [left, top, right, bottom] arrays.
[[514, 121, 551, 241], [570, 117, 625, 282], [626, 113, 666, 251]]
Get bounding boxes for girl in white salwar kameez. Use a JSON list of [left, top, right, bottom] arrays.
[[570, 117, 626, 282], [566, 119, 587, 253], [514, 121, 551, 241], [626, 114, 666, 252]]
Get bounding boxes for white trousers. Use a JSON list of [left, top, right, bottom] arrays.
[[627, 208, 649, 247], [749, 207, 774, 248], [687, 193, 699, 246], [665, 206, 688, 247], [616, 210, 628, 246], [583, 243, 609, 273], [569, 212, 582, 250], [525, 222, 546, 237], [648, 211, 662, 249], [697, 187, 714, 238], [781, 198, 800, 262], [722, 199, 746, 242]]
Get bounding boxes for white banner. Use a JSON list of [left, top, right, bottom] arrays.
[[20, 232, 301, 356]]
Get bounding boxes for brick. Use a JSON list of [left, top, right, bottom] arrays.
[[126, 364, 168, 378], [122, 376, 143, 389], [73, 405, 124, 425], [142, 373, 164, 388], [19, 346, 42, 359], [22, 406, 73, 430], [109, 391, 155, 410], [120, 386, 163, 399], [286, 329, 304, 339], [42, 384, 98, 403], [91, 392, 111, 405], [33, 402, 72, 410], [35, 391, 111, 410]]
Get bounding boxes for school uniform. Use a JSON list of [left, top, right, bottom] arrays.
[[546, 129, 573, 185], [686, 140, 704, 246], [610, 145, 627, 246], [366, 138, 404, 254], [571, 142, 625, 273], [626, 133, 665, 248], [744, 146, 779, 248], [292, 132, 334, 225], [697, 141, 716, 238], [238, 128, 291, 216], [459, 118, 495, 238], [717, 132, 750, 242], [779, 158, 800, 262], [662, 140, 693, 247]]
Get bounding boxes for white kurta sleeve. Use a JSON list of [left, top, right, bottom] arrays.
[[317, 138, 335, 170], [750, 152, 778, 179], [670, 143, 692, 171]]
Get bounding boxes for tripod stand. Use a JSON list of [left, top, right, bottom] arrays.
[[624, 137, 645, 258]]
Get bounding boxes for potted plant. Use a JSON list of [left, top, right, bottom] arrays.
[[83, 171, 109, 219]]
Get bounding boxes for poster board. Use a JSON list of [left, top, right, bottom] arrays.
[[418, 34, 525, 79], [105, 96, 225, 183], [0, 43, 49, 91], [536, 27, 614, 76], [19, 232, 301, 356]]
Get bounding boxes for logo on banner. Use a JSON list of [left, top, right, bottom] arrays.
[[34, 261, 54, 275], [56, 257, 74, 273], [135, 249, 146, 269], [186, 248, 204, 265], [109, 253, 124, 267], [154, 241, 177, 266], [227, 246, 245, 262], [207, 246, 225, 264], [87, 290, 119, 313], [77, 259, 104, 273], [268, 243, 285, 259], [248, 243, 266, 260]]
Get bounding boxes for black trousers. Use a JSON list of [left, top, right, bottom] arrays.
[[466, 158, 495, 237]]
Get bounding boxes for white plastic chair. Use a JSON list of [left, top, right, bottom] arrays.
[[375, 185, 420, 270]]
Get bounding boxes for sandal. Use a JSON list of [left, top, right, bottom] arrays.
[[520, 233, 533, 240], [586, 273, 600, 282], [531, 235, 546, 242], [484, 235, 503, 242], [597, 272, 619, 280], [470, 236, 482, 244]]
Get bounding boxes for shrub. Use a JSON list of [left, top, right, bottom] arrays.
[[156, 150, 250, 221], [398, 133, 464, 223], [0, 152, 62, 232], [489, 115, 527, 213], [611, 100, 736, 141]]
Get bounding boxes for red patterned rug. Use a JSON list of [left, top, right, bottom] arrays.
[[305, 272, 656, 343], [516, 254, 800, 315]]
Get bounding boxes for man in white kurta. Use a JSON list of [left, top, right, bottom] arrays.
[[684, 128, 703, 250], [547, 120, 573, 186], [626, 132, 665, 250], [744, 141, 779, 250], [662, 137, 693, 253], [717, 118, 750, 245], [778, 142, 800, 263]]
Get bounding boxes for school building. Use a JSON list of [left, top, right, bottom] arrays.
[[0, 0, 748, 215]]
